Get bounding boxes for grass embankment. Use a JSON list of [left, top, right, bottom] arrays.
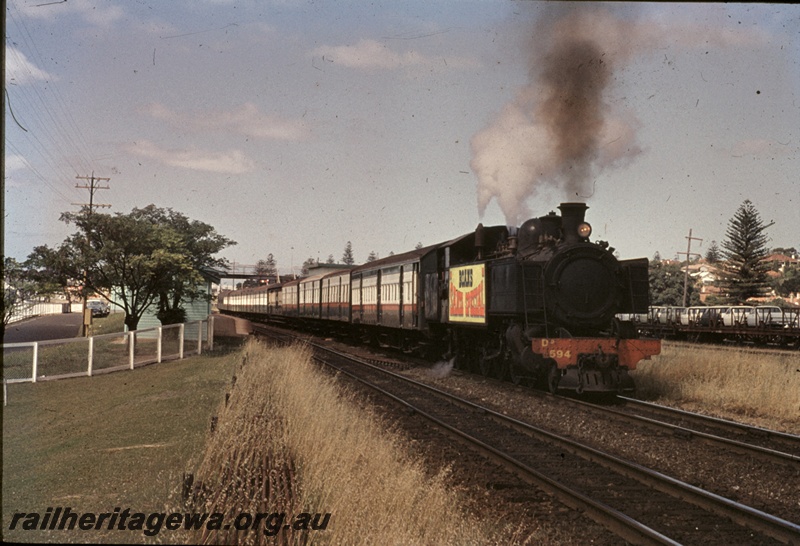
[[189, 339, 515, 545], [2, 343, 240, 544], [4, 337, 520, 544], [632, 342, 800, 431]]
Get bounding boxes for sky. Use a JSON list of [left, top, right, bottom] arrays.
[[5, 1, 800, 278]]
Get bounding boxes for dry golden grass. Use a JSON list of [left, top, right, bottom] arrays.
[[632, 342, 800, 430], [190, 339, 521, 545]]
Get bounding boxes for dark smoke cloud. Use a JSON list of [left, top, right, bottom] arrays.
[[470, 5, 767, 226], [470, 6, 643, 226]]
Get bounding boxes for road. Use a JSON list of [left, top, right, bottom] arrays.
[[2, 313, 83, 344]]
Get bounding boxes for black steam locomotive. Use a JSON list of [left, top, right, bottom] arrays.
[[219, 203, 660, 394]]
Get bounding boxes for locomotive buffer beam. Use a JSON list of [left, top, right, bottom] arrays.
[[531, 338, 661, 394]]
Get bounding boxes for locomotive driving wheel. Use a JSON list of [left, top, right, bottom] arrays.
[[547, 362, 560, 394], [507, 355, 523, 385], [479, 346, 494, 377]]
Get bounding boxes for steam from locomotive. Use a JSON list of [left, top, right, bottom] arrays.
[[470, 6, 643, 225]]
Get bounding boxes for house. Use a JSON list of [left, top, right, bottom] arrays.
[[135, 267, 223, 340], [761, 253, 799, 273]]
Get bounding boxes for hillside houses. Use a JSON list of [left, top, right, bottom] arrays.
[[680, 255, 799, 306]]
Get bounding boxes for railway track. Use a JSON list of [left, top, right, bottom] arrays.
[[530, 393, 800, 466], [662, 340, 799, 356], [609, 396, 800, 462], [252, 324, 800, 545]]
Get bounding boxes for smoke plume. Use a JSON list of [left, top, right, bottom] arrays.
[[471, 6, 643, 226]]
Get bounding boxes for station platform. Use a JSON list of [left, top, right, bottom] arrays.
[[211, 313, 252, 339]]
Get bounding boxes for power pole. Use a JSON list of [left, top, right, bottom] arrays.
[[73, 173, 111, 336], [677, 228, 703, 307], [73, 172, 111, 213]]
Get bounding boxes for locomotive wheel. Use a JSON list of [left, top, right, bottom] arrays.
[[547, 362, 560, 394], [507, 358, 523, 385], [495, 350, 510, 382]]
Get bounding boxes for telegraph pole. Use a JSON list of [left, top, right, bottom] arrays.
[[677, 228, 703, 307], [73, 172, 111, 213], [73, 173, 111, 336]]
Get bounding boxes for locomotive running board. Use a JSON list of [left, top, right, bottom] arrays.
[[530, 338, 662, 369]]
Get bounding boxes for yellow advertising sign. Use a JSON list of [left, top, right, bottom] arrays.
[[449, 264, 486, 324]]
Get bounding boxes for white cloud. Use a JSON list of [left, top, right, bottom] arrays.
[[4, 154, 27, 174], [13, 0, 123, 28], [125, 140, 254, 174], [5, 46, 55, 85], [730, 139, 796, 159], [141, 102, 310, 142], [310, 38, 478, 70]]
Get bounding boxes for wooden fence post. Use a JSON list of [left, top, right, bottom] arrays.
[[32, 342, 39, 383], [179, 324, 185, 360], [208, 315, 215, 352], [157, 326, 163, 363], [129, 331, 135, 370], [87, 337, 94, 376], [197, 320, 202, 355]]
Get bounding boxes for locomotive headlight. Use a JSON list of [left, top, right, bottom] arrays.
[[577, 222, 592, 239]]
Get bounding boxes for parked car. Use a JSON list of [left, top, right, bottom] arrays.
[[720, 306, 756, 327], [87, 300, 110, 317], [755, 305, 793, 327]]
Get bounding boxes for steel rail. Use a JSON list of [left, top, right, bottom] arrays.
[[552, 397, 800, 465], [310, 352, 680, 546], [618, 396, 800, 441], [312, 343, 800, 546]]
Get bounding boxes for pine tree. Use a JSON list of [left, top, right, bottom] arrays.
[[705, 241, 720, 264], [718, 200, 772, 304], [255, 254, 277, 278], [342, 241, 355, 265], [301, 257, 316, 276]]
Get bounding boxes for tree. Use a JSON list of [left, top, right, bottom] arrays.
[[648, 257, 700, 306], [770, 264, 800, 298], [705, 240, 721, 264], [127, 206, 235, 325], [301, 257, 317, 276], [342, 241, 355, 265], [25, 244, 80, 302], [325, 254, 335, 265], [255, 254, 277, 279], [718, 200, 772, 304], [2, 258, 37, 327], [771, 247, 797, 257], [415, 242, 423, 250], [45, 206, 234, 331], [367, 251, 378, 262]]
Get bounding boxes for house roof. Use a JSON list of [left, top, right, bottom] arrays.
[[762, 253, 799, 263]]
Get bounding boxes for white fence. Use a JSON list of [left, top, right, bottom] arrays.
[[5, 302, 80, 324], [2, 317, 216, 390]]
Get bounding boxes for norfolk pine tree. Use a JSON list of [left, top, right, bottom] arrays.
[[718, 200, 773, 304]]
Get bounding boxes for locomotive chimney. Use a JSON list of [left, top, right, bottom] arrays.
[[475, 223, 485, 259], [558, 202, 588, 245]]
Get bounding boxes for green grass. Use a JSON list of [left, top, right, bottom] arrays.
[[89, 313, 126, 336], [2, 343, 242, 544]]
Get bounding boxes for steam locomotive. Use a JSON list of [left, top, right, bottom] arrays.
[[218, 203, 660, 394]]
